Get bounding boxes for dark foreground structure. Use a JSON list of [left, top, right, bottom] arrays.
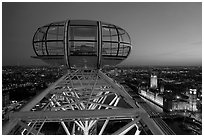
[[2, 20, 174, 135]]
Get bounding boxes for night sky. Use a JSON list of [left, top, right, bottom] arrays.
[[2, 2, 202, 66]]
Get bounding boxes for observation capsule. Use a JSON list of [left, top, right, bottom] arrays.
[[32, 20, 132, 69]]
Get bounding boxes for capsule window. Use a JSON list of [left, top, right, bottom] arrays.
[[102, 27, 118, 42], [34, 27, 47, 42], [47, 26, 64, 40], [33, 42, 47, 55], [47, 42, 64, 55], [102, 42, 118, 56], [69, 41, 97, 56], [118, 28, 131, 43], [69, 26, 97, 41]]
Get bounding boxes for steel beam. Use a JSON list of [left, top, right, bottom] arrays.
[[99, 118, 109, 135], [112, 118, 140, 135], [51, 100, 86, 111], [2, 119, 19, 135], [87, 101, 121, 109], [61, 121, 71, 135], [36, 119, 46, 135], [50, 86, 113, 94], [18, 121, 44, 135], [20, 74, 67, 111], [26, 120, 38, 135], [98, 71, 138, 108], [10, 108, 142, 120], [139, 114, 164, 135]]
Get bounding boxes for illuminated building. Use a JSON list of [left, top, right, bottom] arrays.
[[171, 99, 188, 111], [139, 88, 198, 113], [187, 89, 197, 111], [150, 74, 157, 89], [139, 89, 163, 106], [155, 94, 163, 106]]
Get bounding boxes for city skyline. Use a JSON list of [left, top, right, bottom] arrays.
[[2, 2, 202, 66], [2, 65, 202, 135]]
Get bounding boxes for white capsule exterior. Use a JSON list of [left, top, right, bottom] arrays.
[[33, 20, 132, 69]]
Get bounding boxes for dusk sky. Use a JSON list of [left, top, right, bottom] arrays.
[[2, 2, 202, 66]]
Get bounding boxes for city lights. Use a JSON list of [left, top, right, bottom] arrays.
[[176, 96, 180, 99]]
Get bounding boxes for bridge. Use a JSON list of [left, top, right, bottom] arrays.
[[133, 95, 175, 135]]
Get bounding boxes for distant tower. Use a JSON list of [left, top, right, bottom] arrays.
[[188, 89, 197, 111], [150, 74, 157, 89]]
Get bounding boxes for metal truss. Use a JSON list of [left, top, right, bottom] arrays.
[[3, 69, 164, 135]]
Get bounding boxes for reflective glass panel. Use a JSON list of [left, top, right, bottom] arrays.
[[47, 26, 64, 40], [118, 29, 131, 43], [70, 20, 97, 26], [118, 49, 124, 56], [102, 27, 118, 42], [69, 41, 97, 56], [69, 26, 97, 41], [102, 42, 118, 56], [123, 47, 130, 56], [118, 44, 131, 57], [34, 27, 47, 42], [47, 42, 64, 55], [34, 42, 47, 55]]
